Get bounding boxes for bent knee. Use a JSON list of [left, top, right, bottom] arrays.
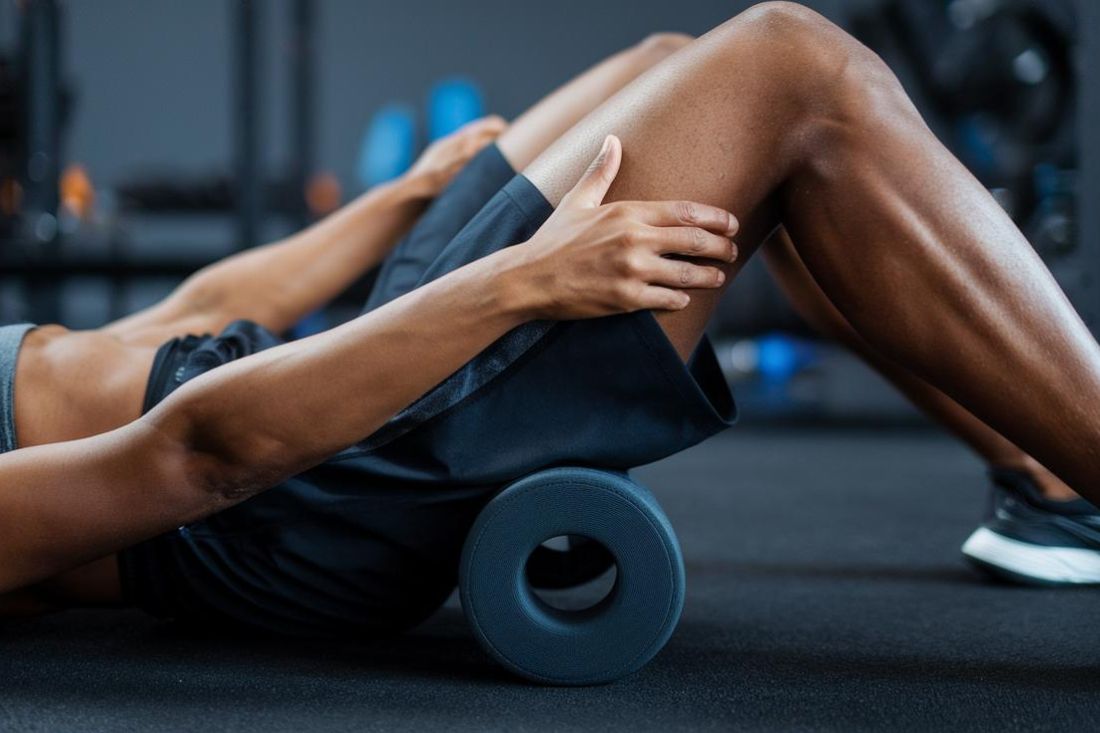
[[737, 2, 879, 74], [635, 31, 694, 58], [730, 2, 909, 132], [736, 1, 840, 38]]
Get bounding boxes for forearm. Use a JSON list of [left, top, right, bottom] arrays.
[[0, 420, 202, 592], [107, 175, 430, 342], [183, 176, 430, 329], [146, 245, 534, 498]]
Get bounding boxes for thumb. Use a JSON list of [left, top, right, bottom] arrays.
[[563, 135, 622, 209]]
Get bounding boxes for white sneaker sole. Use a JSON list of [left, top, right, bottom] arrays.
[[962, 527, 1100, 585]]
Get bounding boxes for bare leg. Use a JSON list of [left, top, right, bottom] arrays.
[[498, 33, 692, 170], [523, 2, 1100, 500], [763, 228, 1081, 502]]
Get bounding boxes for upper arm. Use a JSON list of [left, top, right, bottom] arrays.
[[0, 420, 213, 593]]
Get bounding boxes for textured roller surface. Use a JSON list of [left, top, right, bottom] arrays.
[[1, 429, 1098, 731], [459, 468, 685, 685]]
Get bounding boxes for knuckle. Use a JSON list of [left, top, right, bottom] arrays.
[[679, 261, 693, 286], [689, 227, 706, 253], [614, 282, 636, 304], [586, 156, 606, 178], [675, 200, 696, 224], [609, 202, 630, 221], [623, 252, 647, 276]]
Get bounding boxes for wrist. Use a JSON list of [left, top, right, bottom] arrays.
[[481, 244, 545, 325], [341, 177, 424, 221], [392, 169, 437, 202]]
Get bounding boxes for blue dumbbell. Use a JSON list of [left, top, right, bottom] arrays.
[[357, 103, 417, 190], [427, 77, 485, 141]]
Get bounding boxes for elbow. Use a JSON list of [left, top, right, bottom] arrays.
[[143, 390, 290, 508]]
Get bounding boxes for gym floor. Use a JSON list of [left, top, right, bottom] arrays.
[[2, 427, 1097, 732]]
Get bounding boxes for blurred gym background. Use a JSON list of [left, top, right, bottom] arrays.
[[0, 0, 1094, 424]]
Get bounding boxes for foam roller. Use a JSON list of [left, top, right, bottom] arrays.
[[459, 468, 685, 685]]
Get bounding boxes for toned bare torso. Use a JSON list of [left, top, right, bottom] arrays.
[[14, 327, 157, 449]]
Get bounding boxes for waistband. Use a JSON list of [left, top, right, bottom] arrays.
[[0, 323, 36, 454]]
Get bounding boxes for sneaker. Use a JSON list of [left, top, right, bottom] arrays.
[[961, 468, 1100, 586]]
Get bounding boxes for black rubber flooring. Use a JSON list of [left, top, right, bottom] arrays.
[[2, 428, 1097, 731]]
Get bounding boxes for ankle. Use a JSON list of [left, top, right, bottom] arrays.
[[995, 456, 1081, 502]]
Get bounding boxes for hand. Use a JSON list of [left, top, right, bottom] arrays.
[[403, 115, 508, 199], [508, 135, 739, 320]]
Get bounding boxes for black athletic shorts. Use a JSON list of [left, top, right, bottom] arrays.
[[118, 144, 737, 637]]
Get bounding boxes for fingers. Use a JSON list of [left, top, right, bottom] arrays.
[[634, 286, 692, 312], [459, 114, 507, 135], [643, 256, 726, 290], [462, 130, 501, 158], [561, 135, 623, 209], [444, 116, 507, 158], [451, 115, 507, 143], [640, 225, 737, 263], [443, 116, 507, 171], [623, 259, 724, 314], [462, 117, 506, 146], [622, 200, 739, 237]]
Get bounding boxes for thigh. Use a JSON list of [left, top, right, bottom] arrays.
[[761, 227, 858, 340], [520, 11, 839, 359], [365, 34, 695, 314]]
